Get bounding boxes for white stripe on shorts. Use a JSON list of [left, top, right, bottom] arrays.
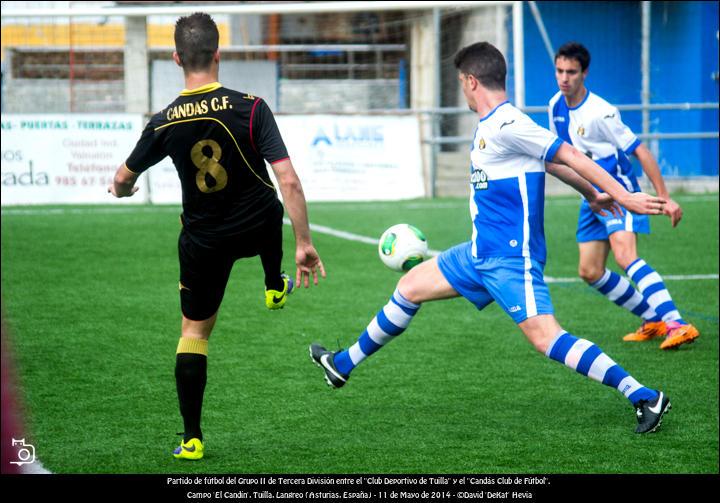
[[624, 208, 634, 231], [524, 257, 538, 318]]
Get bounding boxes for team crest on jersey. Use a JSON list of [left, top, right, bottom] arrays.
[[470, 167, 488, 190], [478, 137, 486, 150], [577, 125, 585, 136]]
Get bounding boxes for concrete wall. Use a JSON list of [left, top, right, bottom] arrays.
[[2, 76, 399, 116], [151, 60, 279, 112], [3, 79, 125, 113], [278, 79, 399, 113]]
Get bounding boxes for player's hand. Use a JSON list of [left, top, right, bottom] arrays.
[[620, 192, 666, 216], [295, 244, 326, 288], [588, 192, 623, 217], [107, 184, 139, 198], [662, 198, 683, 227]]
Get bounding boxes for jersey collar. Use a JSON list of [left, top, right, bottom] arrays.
[[565, 88, 591, 110], [479, 100, 510, 122], [180, 82, 223, 96]]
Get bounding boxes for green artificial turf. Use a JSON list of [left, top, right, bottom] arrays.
[[1, 194, 717, 474]]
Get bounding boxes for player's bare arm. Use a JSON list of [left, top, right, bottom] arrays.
[[107, 163, 140, 198], [552, 143, 666, 216], [271, 159, 326, 288], [634, 143, 683, 227], [545, 160, 621, 217]]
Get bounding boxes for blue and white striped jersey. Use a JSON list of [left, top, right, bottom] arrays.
[[548, 90, 641, 193], [469, 101, 563, 264]]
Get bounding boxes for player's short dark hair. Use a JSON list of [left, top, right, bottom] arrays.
[[453, 42, 506, 91], [174, 12, 219, 72], [555, 42, 591, 71]]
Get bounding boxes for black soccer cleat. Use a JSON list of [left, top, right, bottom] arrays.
[[309, 343, 349, 389], [634, 391, 671, 434]]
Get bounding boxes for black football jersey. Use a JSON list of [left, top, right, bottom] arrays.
[[126, 82, 288, 242]]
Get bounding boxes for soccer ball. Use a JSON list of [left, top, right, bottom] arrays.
[[378, 223, 428, 272]]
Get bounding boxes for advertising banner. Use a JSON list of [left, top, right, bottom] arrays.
[[1, 114, 148, 205], [277, 114, 425, 201], [2, 114, 425, 205]]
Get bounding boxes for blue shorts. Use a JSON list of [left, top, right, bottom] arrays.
[[436, 242, 554, 324], [576, 199, 650, 243]]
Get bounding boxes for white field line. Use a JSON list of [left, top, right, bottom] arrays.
[[2, 193, 717, 216], [1, 206, 182, 216], [293, 219, 719, 283], [1, 207, 717, 283]]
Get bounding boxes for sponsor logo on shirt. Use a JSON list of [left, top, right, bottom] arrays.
[[470, 167, 488, 190], [553, 116, 566, 122]]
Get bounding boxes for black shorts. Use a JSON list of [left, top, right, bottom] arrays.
[[178, 210, 283, 321]]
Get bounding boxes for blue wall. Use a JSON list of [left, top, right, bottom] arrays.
[[519, 1, 718, 177]]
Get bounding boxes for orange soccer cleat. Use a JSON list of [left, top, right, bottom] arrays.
[[623, 321, 667, 342], [660, 322, 700, 350]]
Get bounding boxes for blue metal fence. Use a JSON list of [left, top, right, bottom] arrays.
[[520, 1, 718, 177]]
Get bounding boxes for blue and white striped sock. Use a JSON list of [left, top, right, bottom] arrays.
[[590, 268, 660, 321], [546, 331, 658, 405], [333, 288, 420, 376], [626, 259, 685, 324]]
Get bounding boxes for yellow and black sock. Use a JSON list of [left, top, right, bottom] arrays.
[[175, 337, 208, 443]]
